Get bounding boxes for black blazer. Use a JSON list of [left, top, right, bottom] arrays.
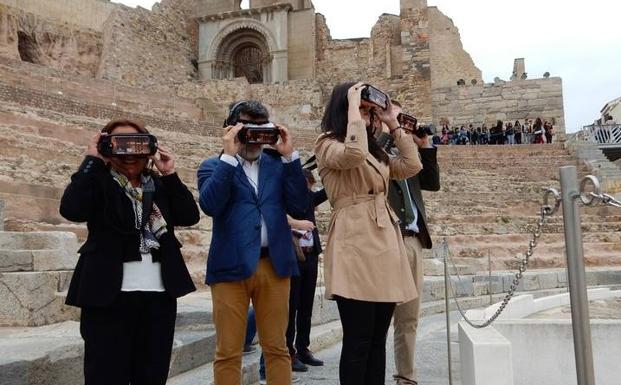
[[387, 147, 440, 249], [60, 156, 200, 308], [292, 188, 328, 256]]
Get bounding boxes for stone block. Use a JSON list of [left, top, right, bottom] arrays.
[[311, 288, 339, 325], [596, 269, 621, 285], [0, 250, 34, 272], [0, 232, 78, 252], [459, 322, 513, 385], [452, 276, 474, 297], [537, 271, 559, 290], [0, 271, 78, 327], [473, 275, 503, 295], [423, 278, 446, 301], [0, 249, 76, 272], [423, 258, 445, 276]]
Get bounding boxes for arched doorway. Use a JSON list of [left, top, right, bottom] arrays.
[[214, 28, 272, 84], [232, 43, 265, 83]]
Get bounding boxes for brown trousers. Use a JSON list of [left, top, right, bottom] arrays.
[[393, 236, 424, 384], [211, 258, 292, 385]]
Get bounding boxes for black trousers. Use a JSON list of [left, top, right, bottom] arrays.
[[80, 291, 177, 385], [335, 296, 396, 385], [286, 251, 319, 355]]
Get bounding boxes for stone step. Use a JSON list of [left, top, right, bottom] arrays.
[[0, 270, 77, 327], [437, 158, 577, 168], [0, 287, 338, 385], [446, 240, 621, 259], [429, 221, 621, 235], [3, 220, 88, 241], [0, 248, 77, 272], [0, 321, 217, 385], [167, 319, 344, 385], [420, 267, 621, 302], [429, 213, 621, 224], [436, 143, 565, 153], [434, 232, 621, 246], [445, 253, 621, 272], [0, 231, 77, 251]]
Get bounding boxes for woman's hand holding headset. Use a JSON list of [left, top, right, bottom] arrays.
[[151, 146, 176, 176]]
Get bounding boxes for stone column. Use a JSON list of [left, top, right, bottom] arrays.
[[198, 60, 215, 80], [271, 49, 288, 83], [0, 200, 4, 231]]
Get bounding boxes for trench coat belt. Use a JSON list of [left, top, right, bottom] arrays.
[[332, 193, 396, 228]]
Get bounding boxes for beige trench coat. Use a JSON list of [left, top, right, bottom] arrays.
[[315, 119, 423, 303]]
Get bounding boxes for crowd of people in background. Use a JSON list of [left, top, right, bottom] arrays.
[[432, 117, 555, 146]]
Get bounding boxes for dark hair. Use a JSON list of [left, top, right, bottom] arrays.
[[225, 100, 269, 126], [101, 119, 149, 135], [321, 82, 389, 164]]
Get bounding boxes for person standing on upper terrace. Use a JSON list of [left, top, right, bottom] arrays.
[[59, 119, 200, 385], [197, 100, 308, 385], [314, 82, 422, 385]]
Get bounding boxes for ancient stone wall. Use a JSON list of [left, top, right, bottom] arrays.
[[314, 14, 371, 89], [97, 3, 197, 88], [177, 77, 324, 134], [432, 77, 565, 130], [0, 0, 114, 32], [0, 5, 103, 77], [287, 9, 316, 80], [0, 56, 201, 121], [428, 6, 482, 89], [395, 6, 432, 122], [0, 82, 216, 136]]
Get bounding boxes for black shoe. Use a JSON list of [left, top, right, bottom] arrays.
[[297, 350, 324, 366], [291, 356, 309, 372]]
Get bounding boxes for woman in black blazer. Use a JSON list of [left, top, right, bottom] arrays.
[[60, 119, 200, 385]]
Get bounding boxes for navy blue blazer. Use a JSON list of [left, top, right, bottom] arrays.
[[197, 150, 309, 284]]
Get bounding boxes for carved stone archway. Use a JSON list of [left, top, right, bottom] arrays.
[[200, 18, 286, 83], [213, 27, 272, 83]]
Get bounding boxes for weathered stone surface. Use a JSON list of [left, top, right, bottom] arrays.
[[0, 270, 78, 327], [0, 232, 77, 253]]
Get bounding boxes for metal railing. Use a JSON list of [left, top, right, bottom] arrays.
[[581, 123, 621, 145], [443, 166, 621, 385]]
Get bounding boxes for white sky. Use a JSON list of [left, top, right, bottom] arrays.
[[114, 0, 621, 132]]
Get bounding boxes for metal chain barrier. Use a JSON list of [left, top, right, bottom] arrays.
[[443, 187, 562, 328], [579, 175, 621, 208]]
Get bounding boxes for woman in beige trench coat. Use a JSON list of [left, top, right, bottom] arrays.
[[314, 82, 422, 385]]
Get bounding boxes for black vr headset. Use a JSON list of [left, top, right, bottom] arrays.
[[224, 101, 280, 145]]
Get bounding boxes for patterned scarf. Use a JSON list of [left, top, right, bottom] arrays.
[[110, 169, 168, 254]]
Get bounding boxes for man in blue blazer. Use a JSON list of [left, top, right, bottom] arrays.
[[197, 100, 308, 385]]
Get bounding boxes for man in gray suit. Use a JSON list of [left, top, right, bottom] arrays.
[[384, 102, 441, 385]]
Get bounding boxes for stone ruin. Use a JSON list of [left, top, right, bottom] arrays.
[[0, 0, 565, 130]]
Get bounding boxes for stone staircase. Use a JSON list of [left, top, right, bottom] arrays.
[[0, 230, 78, 327], [425, 144, 621, 275]]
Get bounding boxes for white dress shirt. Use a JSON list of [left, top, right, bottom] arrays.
[[220, 151, 300, 247], [121, 252, 165, 292]]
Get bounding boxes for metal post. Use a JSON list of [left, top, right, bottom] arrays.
[[488, 249, 493, 305], [559, 166, 595, 385], [443, 246, 454, 385]]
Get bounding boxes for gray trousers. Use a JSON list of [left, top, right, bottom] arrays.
[[393, 235, 424, 384]]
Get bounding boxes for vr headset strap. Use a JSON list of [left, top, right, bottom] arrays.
[[302, 155, 317, 171]]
